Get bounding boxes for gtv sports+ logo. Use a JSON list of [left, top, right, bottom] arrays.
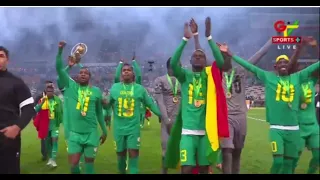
[[272, 20, 301, 50]]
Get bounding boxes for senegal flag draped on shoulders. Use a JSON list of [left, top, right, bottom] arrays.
[[33, 96, 63, 139], [165, 61, 229, 169]]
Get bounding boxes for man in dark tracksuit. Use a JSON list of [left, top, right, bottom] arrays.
[[34, 80, 54, 161], [0, 46, 36, 174]]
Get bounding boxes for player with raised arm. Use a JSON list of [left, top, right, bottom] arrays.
[[57, 56, 74, 144], [216, 40, 319, 174], [104, 63, 161, 174], [55, 41, 107, 174], [165, 18, 229, 174], [192, 17, 273, 174], [56, 53, 86, 167], [288, 37, 319, 174]]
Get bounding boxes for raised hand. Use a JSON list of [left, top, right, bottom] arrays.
[[40, 94, 47, 103], [59, 41, 66, 49], [217, 42, 233, 57], [132, 51, 136, 60], [68, 56, 76, 67], [189, 18, 198, 34], [303, 36, 317, 47], [184, 22, 192, 39], [205, 17, 211, 37]]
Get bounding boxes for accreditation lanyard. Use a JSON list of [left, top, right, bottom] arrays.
[[166, 74, 179, 97], [48, 99, 55, 115], [78, 86, 90, 111], [224, 69, 235, 93]]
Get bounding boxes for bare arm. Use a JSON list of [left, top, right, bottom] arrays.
[[287, 44, 305, 74], [288, 37, 318, 74], [248, 38, 272, 65], [194, 34, 202, 50]]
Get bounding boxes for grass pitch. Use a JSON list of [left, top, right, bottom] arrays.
[[20, 108, 316, 174]]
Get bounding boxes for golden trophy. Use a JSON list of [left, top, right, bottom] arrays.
[[70, 43, 88, 64]]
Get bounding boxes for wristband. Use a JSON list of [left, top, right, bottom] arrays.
[[193, 32, 199, 36], [182, 37, 189, 41], [207, 35, 212, 40]]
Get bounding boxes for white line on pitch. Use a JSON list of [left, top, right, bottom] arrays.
[[247, 116, 266, 122]]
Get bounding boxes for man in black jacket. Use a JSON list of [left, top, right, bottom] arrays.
[[0, 46, 36, 174], [34, 80, 54, 161]]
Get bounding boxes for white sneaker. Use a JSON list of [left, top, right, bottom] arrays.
[[46, 159, 52, 166], [51, 160, 57, 168]]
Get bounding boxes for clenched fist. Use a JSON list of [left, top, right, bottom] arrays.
[[59, 41, 66, 48]]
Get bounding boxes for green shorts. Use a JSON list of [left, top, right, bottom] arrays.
[[299, 123, 319, 150], [48, 129, 59, 138], [68, 130, 100, 158], [114, 134, 141, 152], [179, 135, 209, 166], [269, 128, 300, 158]]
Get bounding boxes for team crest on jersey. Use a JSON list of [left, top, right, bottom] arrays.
[[137, 137, 140, 142], [94, 147, 98, 152]]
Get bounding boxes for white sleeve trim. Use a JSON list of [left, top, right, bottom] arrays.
[[19, 97, 34, 109], [317, 101, 320, 108]]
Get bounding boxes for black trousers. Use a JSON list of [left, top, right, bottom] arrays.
[[0, 134, 21, 174], [41, 139, 47, 158]]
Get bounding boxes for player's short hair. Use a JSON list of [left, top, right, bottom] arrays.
[[80, 66, 91, 77], [166, 57, 171, 69], [122, 63, 133, 70], [45, 80, 53, 84], [0, 46, 9, 58]]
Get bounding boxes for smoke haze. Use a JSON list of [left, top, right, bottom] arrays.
[[0, 7, 319, 64]]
